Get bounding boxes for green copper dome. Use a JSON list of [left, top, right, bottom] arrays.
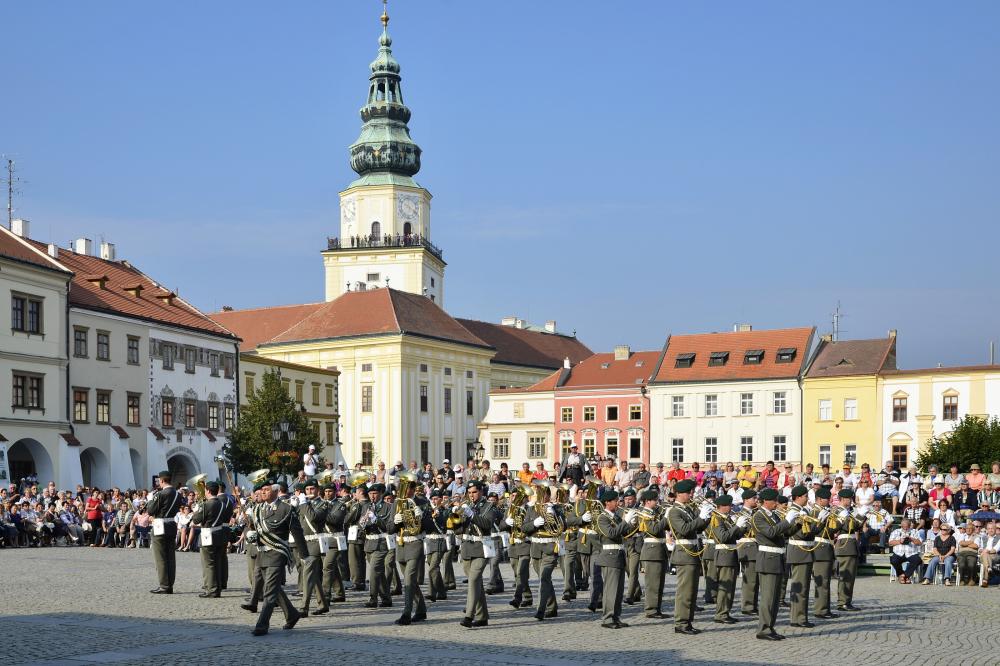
[[349, 8, 421, 187]]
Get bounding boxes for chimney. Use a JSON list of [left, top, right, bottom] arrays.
[[544, 320, 556, 333], [734, 323, 752, 332], [888, 329, 897, 339], [10, 219, 29, 238], [614, 345, 631, 361], [73, 238, 93, 255], [515, 318, 525, 329], [820, 333, 833, 343], [99, 241, 116, 261], [563, 357, 571, 369], [47, 243, 58, 258], [501, 316, 517, 327]]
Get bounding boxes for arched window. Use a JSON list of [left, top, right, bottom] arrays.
[[370, 221, 381, 239], [403, 222, 412, 238]]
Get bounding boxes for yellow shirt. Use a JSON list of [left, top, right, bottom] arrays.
[[517, 470, 533, 486], [737, 468, 758, 489]]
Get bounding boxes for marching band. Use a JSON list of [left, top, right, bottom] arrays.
[[151, 467, 991, 638]]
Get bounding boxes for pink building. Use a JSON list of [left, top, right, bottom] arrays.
[[552, 346, 658, 466]]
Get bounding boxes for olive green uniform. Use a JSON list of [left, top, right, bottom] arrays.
[[595, 510, 633, 625], [424, 506, 450, 600], [388, 496, 431, 619], [637, 512, 670, 616], [711, 514, 745, 621], [666, 504, 709, 630], [785, 509, 822, 625], [811, 511, 838, 617], [738, 512, 759, 614], [321, 498, 348, 602], [146, 485, 181, 591], [296, 497, 329, 613], [190, 493, 235, 596], [834, 510, 863, 610], [456, 499, 502, 623], [752, 508, 796, 637]]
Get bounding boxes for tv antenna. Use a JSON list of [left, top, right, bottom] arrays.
[[831, 301, 846, 342], [1, 157, 23, 228]]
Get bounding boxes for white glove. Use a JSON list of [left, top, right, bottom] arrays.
[[581, 511, 593, 524], [698, 504, 713, 520], [451, 505, 462, 515], [504, 516, 515, 527], [413, 507, 423, 519], [546, 506, 555, 515], [853, 507, 867, 518], [817, 508, 830, 522], [393, 513, 404, 525], [784, 509, 801, 523], [837, 508, 850, 520], [736, 515, 750, 529], [623, 509, 637, 524], [366, 510, 376, 522], [533, 516, 545, 527]]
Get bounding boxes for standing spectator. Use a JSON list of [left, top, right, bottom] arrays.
[[302, 445, 319, 476], [614, 460, 635, 490], [943, 465, 965, 494], [600, 459, 617, 487], [965, 464, 985, 491], [633, 463, 651, 490], [132, 506, 151, 548], [721, 462, 738, 487], [736, 462, 757, 490], [921, 523, 957, 585], [557, 443, 592, 485], [84, 492, 103, 547], [887, 518, 923, 584]]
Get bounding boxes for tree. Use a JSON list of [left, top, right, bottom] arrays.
[[223, 369, 320, 482], [916, 415, 1000, 473]]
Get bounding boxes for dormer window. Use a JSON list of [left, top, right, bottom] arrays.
[[744, 349, 764, 365], [123, 284, 143, 298], [635, 360, 644, 367], [674, 353, 696, 368], [776, 347, 797, 363], [156, 291, 177, 306], [708, 351, 729, 367], [87, 275, 109, 290], [601, 363, 611, 369]]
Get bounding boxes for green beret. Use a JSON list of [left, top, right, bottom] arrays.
[[253, 479, 270, 491], [293, 482, 306, 491], [430, 488, 444, 498], [674, 479, 695, 494], [357, 483, 369, 494], [776, 495, 789, 505], [838, 489, 855, 499], [816, 488, 832, 500], [648, 484, 660, 494], [321, 483, 336, 492], [741, 489, 757, 500], [623, 488, 637, 498], [205, 481, 221, 492], [715, 494, 733, 506], [158, 470, 172, 480], [638, 489, 657, 502], [369, 483, 386, 494], [600, 489, 619, 503], [759, 488, 778, 501], [303, 479, 318, 488], [791, 485, 808, 499]]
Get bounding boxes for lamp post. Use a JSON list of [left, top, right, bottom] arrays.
[[473, 442, 485, 476], [844, 452, 856, 468], [271, 419, 298, 484]]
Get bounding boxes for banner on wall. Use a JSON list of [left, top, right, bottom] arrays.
[[0, 443, 10, 485]]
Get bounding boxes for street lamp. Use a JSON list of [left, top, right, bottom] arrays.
[[473, 442, 485, 465], [844, 452, 856, 467], [271, 419, 298, 483]]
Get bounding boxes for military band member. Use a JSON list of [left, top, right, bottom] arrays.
[[834, 488, 863, 612], [752, 488, 797, 641], [776, 494, 791, 607], [320, 484, 348, 603], [523, 483, 565, 620], [190, 480, 234, 598], [455, 480, 502, 628], [425, 489, 451, 601], [785, 485, 829, 628], [345, 483, 368, 593], [485, 492, 505, 594], [596, 489, 637, 628], [711, 494, 748, 624], [249, 480, 301, 636], [575, 485, 596, 594], [388, 476, 429, 625], [666, 479, 711, 635], [146, 470, 181, 594], [360, 483, 393, 608], [636, 489, 670, 619], [561, 502, 580, 602], [738, 489, 760, 616], [702, 497, 719, 606], [296, 479, 329, 616], [240, 484, 265, 614], [621, 489, 643, 605], [810, 487, 838, 618], [505, 490, 534, 610]]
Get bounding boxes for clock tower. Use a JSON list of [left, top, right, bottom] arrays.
[[323, 4, 445, 305]]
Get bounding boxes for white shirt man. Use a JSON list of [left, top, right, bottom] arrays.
[[302, 446, 319, 476], [888, 519, 923, 583], [837, 466, 859, 490]]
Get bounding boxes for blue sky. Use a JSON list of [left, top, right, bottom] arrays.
[[4, 2, 998, 368]]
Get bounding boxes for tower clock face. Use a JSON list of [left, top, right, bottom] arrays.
[[341, 198, 357, 226], [398, 195, 419, 223]]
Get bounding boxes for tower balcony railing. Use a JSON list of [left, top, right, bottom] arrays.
[[326, 233, 443, 261]]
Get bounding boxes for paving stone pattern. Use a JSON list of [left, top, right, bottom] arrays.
[[2, 548, 998, 666]]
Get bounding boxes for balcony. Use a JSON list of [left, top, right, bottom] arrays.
[[326, 234, 443, 262]]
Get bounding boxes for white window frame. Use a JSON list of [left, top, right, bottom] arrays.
[[491, 434, 511, 460], [740, 436, 753, 462], [671, 395, 685, 418], [561, 406, 574, 423], [528, 433, 546, 459], [704, 394, 718, 417], [582, 406, 596, 422], [671, 438, 684, 463], [740, 393, 754, 416], [773, 391, 787, 414], [772, 435, 787, 462], [819, 445, 831, 467], [704, 437, 718, 463], [844, 398, 858, 420], [818, 399, 832, 421], [628, 404, 642, 421]]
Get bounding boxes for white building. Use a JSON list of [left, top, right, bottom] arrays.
[[648, 326, 816, 467], [880, 365, 1000, 469], [477, 378, 558, 469]]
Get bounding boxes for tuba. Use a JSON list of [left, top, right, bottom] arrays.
[[247, 468, 271, 488], [578, 476, 603, 545], [506, 483, 533, 540], [188, 473, 208, 502], [314, 468, 336, 486], [394, 472, 422, 545], [531, 479, 564, 536]]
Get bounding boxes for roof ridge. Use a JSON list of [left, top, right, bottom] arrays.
[[385, 288, 403, 333], [3, 230, 73, 273], [454, 316, 576, 339], [212, 301, 325, 315]]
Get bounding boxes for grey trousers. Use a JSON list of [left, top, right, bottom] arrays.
[[643, 560, 665, 614], [152, 534, 176, 589], [462, 557, 488, 621], [741, 559, 759, 612], [533, 552, 558, 615], [836, 556, 857, 607], [400, 551, 427, 617], [757, 571, 781, 634], [812, 559, 833, 615], [626, 550, 641, 601], [714, 565, 738, 620], [299, 554, 327, 611], [367, 549, 390, 603], [789, 562, 812, 624], [704, 559, 718, 602], [426, 550, 447, 598], [511, 554, 532, 605], [348, 542, 365, 588], [601, 565, 624, 624], [673, 563, 700, 628], [322, 548, 345, 600], [200, 543, 225, 595], [254, 564, 295, 632]]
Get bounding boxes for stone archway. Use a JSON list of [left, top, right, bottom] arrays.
[[165, 447, 200, 487], [7, 439, 55, 485], [80, 447, 111, 489]]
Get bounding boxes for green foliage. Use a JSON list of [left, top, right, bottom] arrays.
[[223, 369, 320, 479], [916, 415, 1000, 473]]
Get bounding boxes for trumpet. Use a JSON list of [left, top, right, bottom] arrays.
[[188, 473, 208, 502]]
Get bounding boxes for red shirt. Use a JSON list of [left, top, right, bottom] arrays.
[[85, 497, 102, 521], [667, 469, 688, 483], [532, 470, 549, 481]]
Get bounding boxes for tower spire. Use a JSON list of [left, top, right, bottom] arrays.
[[348, 0, 422, 186]]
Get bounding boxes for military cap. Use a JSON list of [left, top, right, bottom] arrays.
[[430, 488, 444, 498], [838, 489, 855, 499], [303, 479, 318, 489], [623, 487, 637, 498], [638, 489, 657, 502], [293, 482, 306, 492], [648, 484, 660, 494], [758, 488, 779, 501], [791, 485, 808, 499], [487, 491, 499, 499], [253, 478, 271, 491], [715, 494, 733, 506], [776, 495, 789, 505], [321, 483, 336, 493], [356, 483, 369, 494], [369, 483, 386, 494], [205, 480, 221, 492], [599, 489, 619, 503], [816, 487, 832, 500], [158, 470, 172, 480], [742, 489, 758, 500], [674, 479, 695, 494], [468, 480, 485, 491], [277, 481, 289, 493]]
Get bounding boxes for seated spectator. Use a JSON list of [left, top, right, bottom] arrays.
[[855, 478, 876, 510], [59, 505, 84, 545], [736, 463, 757, 489], [965, 464, 985, 491], [943, 465, 965, 494], [922, 523, 957, 585], [902, 495, 929, 531], [699, 475, 721, 499], [988, 461, 1000, 489], [931, 498, 957, 530], [978, 522, 1000, 587], [517, 463, 533, 486], [486, 473, 506, 498], [132, 506, 151, 548], [176, 505, 193, 551], [777, 463, 796, 496], [614, 460, 634, 490], [100, 503, 116, 547], [904, 479, 929, 509], [703, 462, 724, 487], [112, 501, 134, 547], [690, 462, 705, 487], [722, 462, 738, 487], [953, 480, 979, 517], [448, 474, 466, 497], [862, 504, 893, 556], [837, 464, 859, 490], [875, 473, 900, 514], [633, 463, 651, 490], [980, 481, 999, 510], [534, 462, 551, 482], [1, 501, 20, 547], [956, 522, 981, 585], [888, 518, 923, 583], [929, 478, 951, 505]]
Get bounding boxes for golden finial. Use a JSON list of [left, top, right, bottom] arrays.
[[381, 0, 389, 27]]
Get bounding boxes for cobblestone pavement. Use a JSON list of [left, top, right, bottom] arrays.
[[2, 548, 998, 666]]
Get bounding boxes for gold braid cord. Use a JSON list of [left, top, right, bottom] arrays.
[[666, 508, 706, 558]]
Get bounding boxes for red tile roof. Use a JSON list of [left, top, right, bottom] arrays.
[[23, 239, 236, 339], [61, 433, 81, 446], [652, 327, 815, 383], [266, 288, 490, 349], [456, 319, 592, 370], [882, 364, 1000, 377], [209, 302, 324, 350], [558, 350, 661, 390], [111, 426, 130, 439], [805, 337, 897, 378], [0, 228, 69, 273]]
